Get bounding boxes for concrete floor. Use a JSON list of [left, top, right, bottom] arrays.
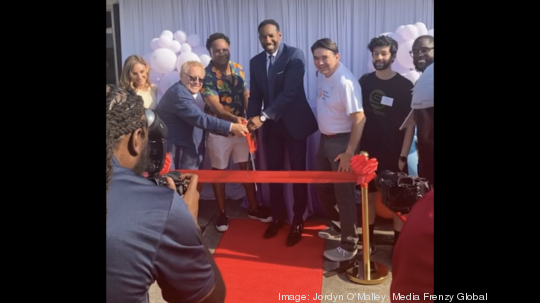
[[149, 199, 396, 303]]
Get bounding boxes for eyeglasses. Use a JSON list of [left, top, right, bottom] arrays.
[[182, 72, 204, 83], [409, 47, 434, 57]]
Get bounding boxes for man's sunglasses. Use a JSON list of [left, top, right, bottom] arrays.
[[182, 72, 204, 83]]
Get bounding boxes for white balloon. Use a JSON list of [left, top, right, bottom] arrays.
[[169, 40, 182, 53], [187, 34, 200, 47], [150, 38, 161, 51], [392, 60, 411, 75], [427, 29, 434, 36], [150, 48, 177, 74], [403, 70, 421, 84], [176, 52, 201, 71], [180, 43, 192, 53], [174, 30, 187, 43], [396, 39, 415, 69], [159, 35, 172, 48], [199, 54, 212, 67], [400, 25, 419, 41], [160, 30, 174, 40], [414, 22, 428, 36], [396, 25, 405, 34]]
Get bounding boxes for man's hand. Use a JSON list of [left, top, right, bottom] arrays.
[[165, 176, 177, 191], [230, 123, 249, 137], [247, 116, 263, 131], [236, 116, 247, 124], [181, 173, 200, 222], [398, 157, 407, 171], [334, 152, 353, 172]]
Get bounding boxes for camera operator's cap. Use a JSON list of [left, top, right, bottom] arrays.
[[399, 63, 434, 130]]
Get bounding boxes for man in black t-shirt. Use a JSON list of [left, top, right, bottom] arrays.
[[357, 35, 415, 254]]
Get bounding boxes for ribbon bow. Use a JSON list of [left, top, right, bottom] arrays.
[[350, 154, 378, 185]]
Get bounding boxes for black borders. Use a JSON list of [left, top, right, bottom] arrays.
[[434, 1, 498, 301]]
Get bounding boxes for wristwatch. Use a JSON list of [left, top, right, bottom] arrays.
[[259, 115, 267, 122], [399, 156, 407, 162]]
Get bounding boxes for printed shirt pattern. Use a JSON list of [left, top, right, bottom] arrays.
[[200, 60, 247, 117]]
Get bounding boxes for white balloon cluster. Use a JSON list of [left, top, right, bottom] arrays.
[[144, 30, 212, 97], [367, 22, 433, 84]]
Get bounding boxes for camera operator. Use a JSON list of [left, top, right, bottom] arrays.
[[106, 85, 225, 303], [391, 63, 434, 301]]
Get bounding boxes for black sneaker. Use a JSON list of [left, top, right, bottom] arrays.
[[216, 212, 229, 232], [247, 207, 272, 223]]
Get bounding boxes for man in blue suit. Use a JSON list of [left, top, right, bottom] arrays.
[[246, 19, 319, 247], [157, 61, 249, 183]]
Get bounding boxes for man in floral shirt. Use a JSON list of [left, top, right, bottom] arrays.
[[201, 32, 272, 232]]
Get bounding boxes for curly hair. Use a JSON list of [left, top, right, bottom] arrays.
[[205, 32, 231, 52], [106, 85, 146, 215], [367, 35, 398, 56]]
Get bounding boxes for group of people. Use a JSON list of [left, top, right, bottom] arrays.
[[106, 18, 434, 303]]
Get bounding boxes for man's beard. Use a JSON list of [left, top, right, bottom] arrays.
[[414, 58, 433, 72], [373, 59, 392, 71], [133, 143, 150, 176]]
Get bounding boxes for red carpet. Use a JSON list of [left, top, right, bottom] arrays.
[[213, 219, 326, 303]]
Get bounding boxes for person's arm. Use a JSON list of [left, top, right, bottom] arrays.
[[170, 90, 232, 136], [262, 48, 306, 120], [399, 79, 415, 168], [201, 75, 241, 123], [334, 79, 366, 171], [401, 126, 415, 158], [154, 194, 225, 303], [342, 79, 366, 155], [246, 59, 263, 120]]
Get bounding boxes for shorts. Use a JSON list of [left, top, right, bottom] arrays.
[[207, 133, 254, 169]]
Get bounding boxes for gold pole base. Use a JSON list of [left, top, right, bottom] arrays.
[[346, 262, 389, 285]]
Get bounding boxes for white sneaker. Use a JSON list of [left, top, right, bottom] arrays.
[[323, 246, 357, 262]]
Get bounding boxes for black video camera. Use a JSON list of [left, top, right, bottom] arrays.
[[145, 109, 189, 196], [376, 170, 431, 214]]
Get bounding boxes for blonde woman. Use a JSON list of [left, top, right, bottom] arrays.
[[119, 55, 158, 109]]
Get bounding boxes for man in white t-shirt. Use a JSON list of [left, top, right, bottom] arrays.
[[311, 38, 367, 262]]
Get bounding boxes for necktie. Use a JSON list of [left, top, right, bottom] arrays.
[[267, 55, 274, 95], [268, 54, 274, 76]]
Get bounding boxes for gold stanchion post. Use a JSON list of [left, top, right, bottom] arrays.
[[346, 152, 389, 285]]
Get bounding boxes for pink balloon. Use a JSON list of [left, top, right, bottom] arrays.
[[400, 25, 419, 41]]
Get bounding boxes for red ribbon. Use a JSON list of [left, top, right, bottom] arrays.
[[350, 154, 378, 185]]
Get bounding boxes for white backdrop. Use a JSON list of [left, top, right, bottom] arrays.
[[119, 0, 434, 104]]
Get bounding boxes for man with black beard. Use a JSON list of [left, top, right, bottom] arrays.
[[411, 35, 434, 73], [106, 85, 226, 303], [409, 35, 433, 185], [356, 35, 415, 253]]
